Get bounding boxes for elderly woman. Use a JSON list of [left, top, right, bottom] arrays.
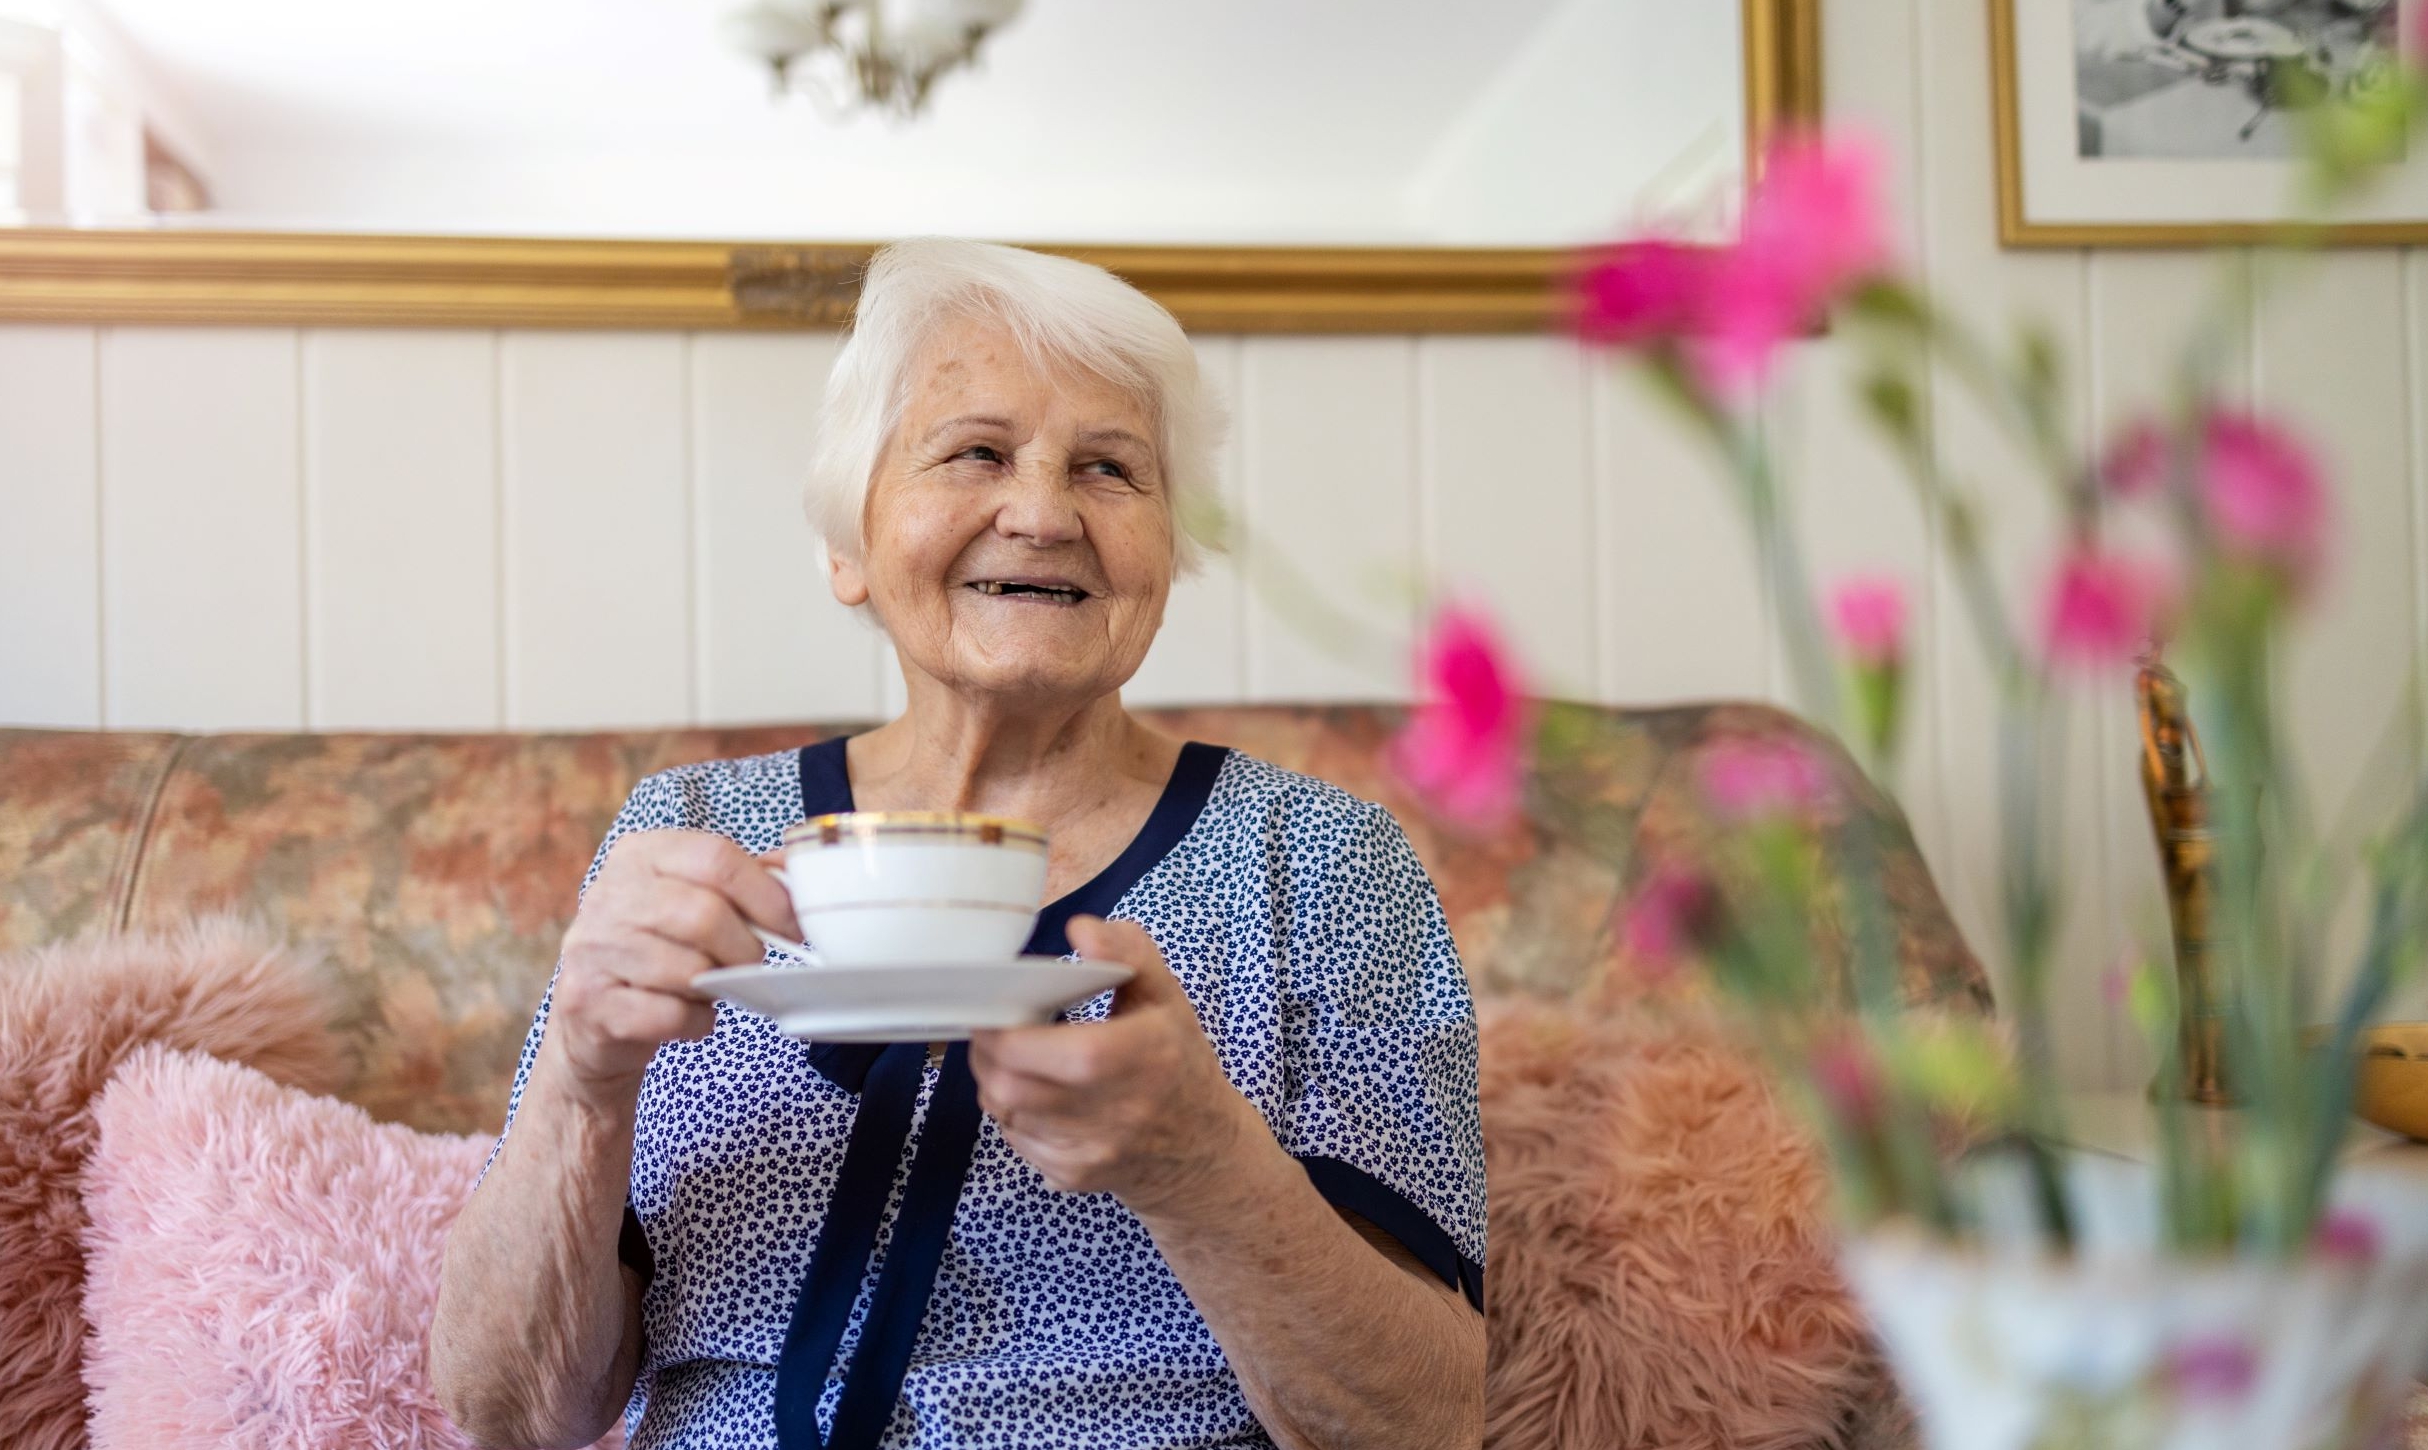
[[430, 239, 1485, 1450]]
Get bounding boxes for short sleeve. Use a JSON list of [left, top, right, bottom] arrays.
[[478, 770, 681, 1186], [1276, 803, 1486, 1311]]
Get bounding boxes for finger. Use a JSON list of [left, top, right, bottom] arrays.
[[622, 877, 768, 970], [571, 925, 719, 999], [971, 1016, 1146, 1089], [969, 1054, 1086, 1127], [649, 830, 803, 940], [1066, 915, 1181, 1013], [599, 983, 718, 1044]]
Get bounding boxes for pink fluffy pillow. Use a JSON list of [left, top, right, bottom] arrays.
[[0, 918, 343, 1450], [80, 1045, 621, 1450], [1479, 998, 1912, 1450]]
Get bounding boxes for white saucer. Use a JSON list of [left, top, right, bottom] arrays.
[[693, 957, 1132, 1042]]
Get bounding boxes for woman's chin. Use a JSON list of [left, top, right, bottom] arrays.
[[940, 653, 1124, 705]]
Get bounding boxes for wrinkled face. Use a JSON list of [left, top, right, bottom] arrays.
[[831, 313, 1174, 707]]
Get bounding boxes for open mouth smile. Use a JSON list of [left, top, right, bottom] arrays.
[[966, 580, 1092, 605]]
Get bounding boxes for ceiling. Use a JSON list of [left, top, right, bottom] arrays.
[[30, 0, 1744, 242]]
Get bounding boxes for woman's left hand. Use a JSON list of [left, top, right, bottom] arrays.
[[969, 915, 1259, 1219]]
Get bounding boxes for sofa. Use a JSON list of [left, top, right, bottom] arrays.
[[0, 701, 1992, 1448]]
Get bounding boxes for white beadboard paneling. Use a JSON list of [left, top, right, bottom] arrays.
[[1416, 335, 1595, 697], [500, 333, 692, 730], [2403, 252, 2428, 1020], [1126, 337, 1248, 707], [1237, 336, 1417, 702], [303, 330, 500, 730], [689, 332, 883, 724], [1780, 0, 1939, 813], [2255, 252, 2420, 1003], [1910, 0, 2122, 1086], [1589, 359, 1769, 704], [0, 326, 100, 727], [99, 328, 304, 731]]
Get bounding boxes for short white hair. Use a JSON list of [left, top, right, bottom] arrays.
[[805, 238, 1226, 577]]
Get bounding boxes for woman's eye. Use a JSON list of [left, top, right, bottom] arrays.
[[958, 445, 1003, 464], [1085, 459, 1130, 480]]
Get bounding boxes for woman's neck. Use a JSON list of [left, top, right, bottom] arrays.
[[847, 675, 1178, 845]]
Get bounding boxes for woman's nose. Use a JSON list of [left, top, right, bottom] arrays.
[[992, 462, 1084, 545]]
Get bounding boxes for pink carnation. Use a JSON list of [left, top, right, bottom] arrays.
[[1619, 865, 1716, 983], [2314, 1207, 2382, 1266], [1810, 1032, 1885, 1129], [1828, 576, 1908, 667], [2041, 547, 2171, 671], [1390, 601, 1529, 832], [1573, 239, 1710, 347], [2165, 1335, 2260, 1403], [1699, 738, 1833, 821], [2199, 409, 2330, 592], [2098, 416, 2171, 498], [1695, 130, 1896, 393]]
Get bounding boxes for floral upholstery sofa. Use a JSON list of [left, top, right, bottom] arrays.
[[0, 701, 1991, 1448]]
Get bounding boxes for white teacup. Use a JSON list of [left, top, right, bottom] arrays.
[[753, 811, 1048, 967]]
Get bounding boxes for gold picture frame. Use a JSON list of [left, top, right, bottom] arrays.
[[1991, 0, 2428, 248], [0, 0, 1822, 334]]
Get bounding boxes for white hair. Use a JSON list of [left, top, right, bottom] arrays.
[[805, 238, 1226, 577]]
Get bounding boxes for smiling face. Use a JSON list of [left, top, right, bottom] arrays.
[[830, 312, 1176, 708]]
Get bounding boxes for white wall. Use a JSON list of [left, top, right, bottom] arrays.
[[3, 0, 2425, 1088]]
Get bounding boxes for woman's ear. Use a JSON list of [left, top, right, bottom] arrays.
[[828, 543, 871, 608]]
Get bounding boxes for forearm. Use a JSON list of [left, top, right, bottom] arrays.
[[431, 1048, 645, 1449], [1134, 1103, 1485, 1450]]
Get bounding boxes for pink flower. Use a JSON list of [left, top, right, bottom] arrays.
[[1573, 240, 1711, 347], [1810, 1032, 1885, 1129], [1699, 738, 1834, 821], [2040, 548, 2172, 670], [2199, 409, 2331, 591], [2165, 1336, 2260, 1403], [1695, 130, 1896, 393], [1619, 864, 1717, 982], [1391, 601, 1529, 832], [2098, 416, 2171, 498], [2315, 1208, 2382, 1266], [1828, 576, 1909, 667]]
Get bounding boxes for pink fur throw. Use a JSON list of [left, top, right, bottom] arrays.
[[0, 918, 343, 1450], [80, 1045, 621, 1450], [1479, 997, 1911, 1450]]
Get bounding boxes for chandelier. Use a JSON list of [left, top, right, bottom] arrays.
[[721, 0, 1026, 122]]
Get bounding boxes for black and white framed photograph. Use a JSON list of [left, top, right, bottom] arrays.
[[1994, 0, 2428, 243]]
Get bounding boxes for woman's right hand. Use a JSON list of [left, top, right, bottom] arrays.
[[543, 830, 801, 1100]]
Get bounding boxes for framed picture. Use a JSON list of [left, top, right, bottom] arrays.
[[1992, 0, 2428, 246]]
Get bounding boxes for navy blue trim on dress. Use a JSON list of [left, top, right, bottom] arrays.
[[1298, 1154, 1486, 1314], [773, 1039, 927, 1449], [772, 734, 1227, 1449], [617, 1205, 656, 1285]]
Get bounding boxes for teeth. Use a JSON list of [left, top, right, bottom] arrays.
[[971, 581, 1084, 601]]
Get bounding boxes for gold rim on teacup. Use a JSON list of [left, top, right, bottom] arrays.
[[783, 811, 1049, 852]]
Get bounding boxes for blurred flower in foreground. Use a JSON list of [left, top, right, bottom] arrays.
[[1569, 129, 1896, 395], [1828, 576, 1908, 667], [2042, 547, 2171, 671], [2313, 1208, 2381, 1266], [1699, 130, 1896, 393], [1618, 863, 1717, 984], [1573, 239, 1710, 347], [1700, 737, 1834, 821], [2097, 416, 2171, 500], [1828, 575, 1908, 762], [2199, 409, 2330, 595], [1390, 601, 1528, 832], [2164, 1336, 2260, 1403], [1811, 1030, 1887, 1131]]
